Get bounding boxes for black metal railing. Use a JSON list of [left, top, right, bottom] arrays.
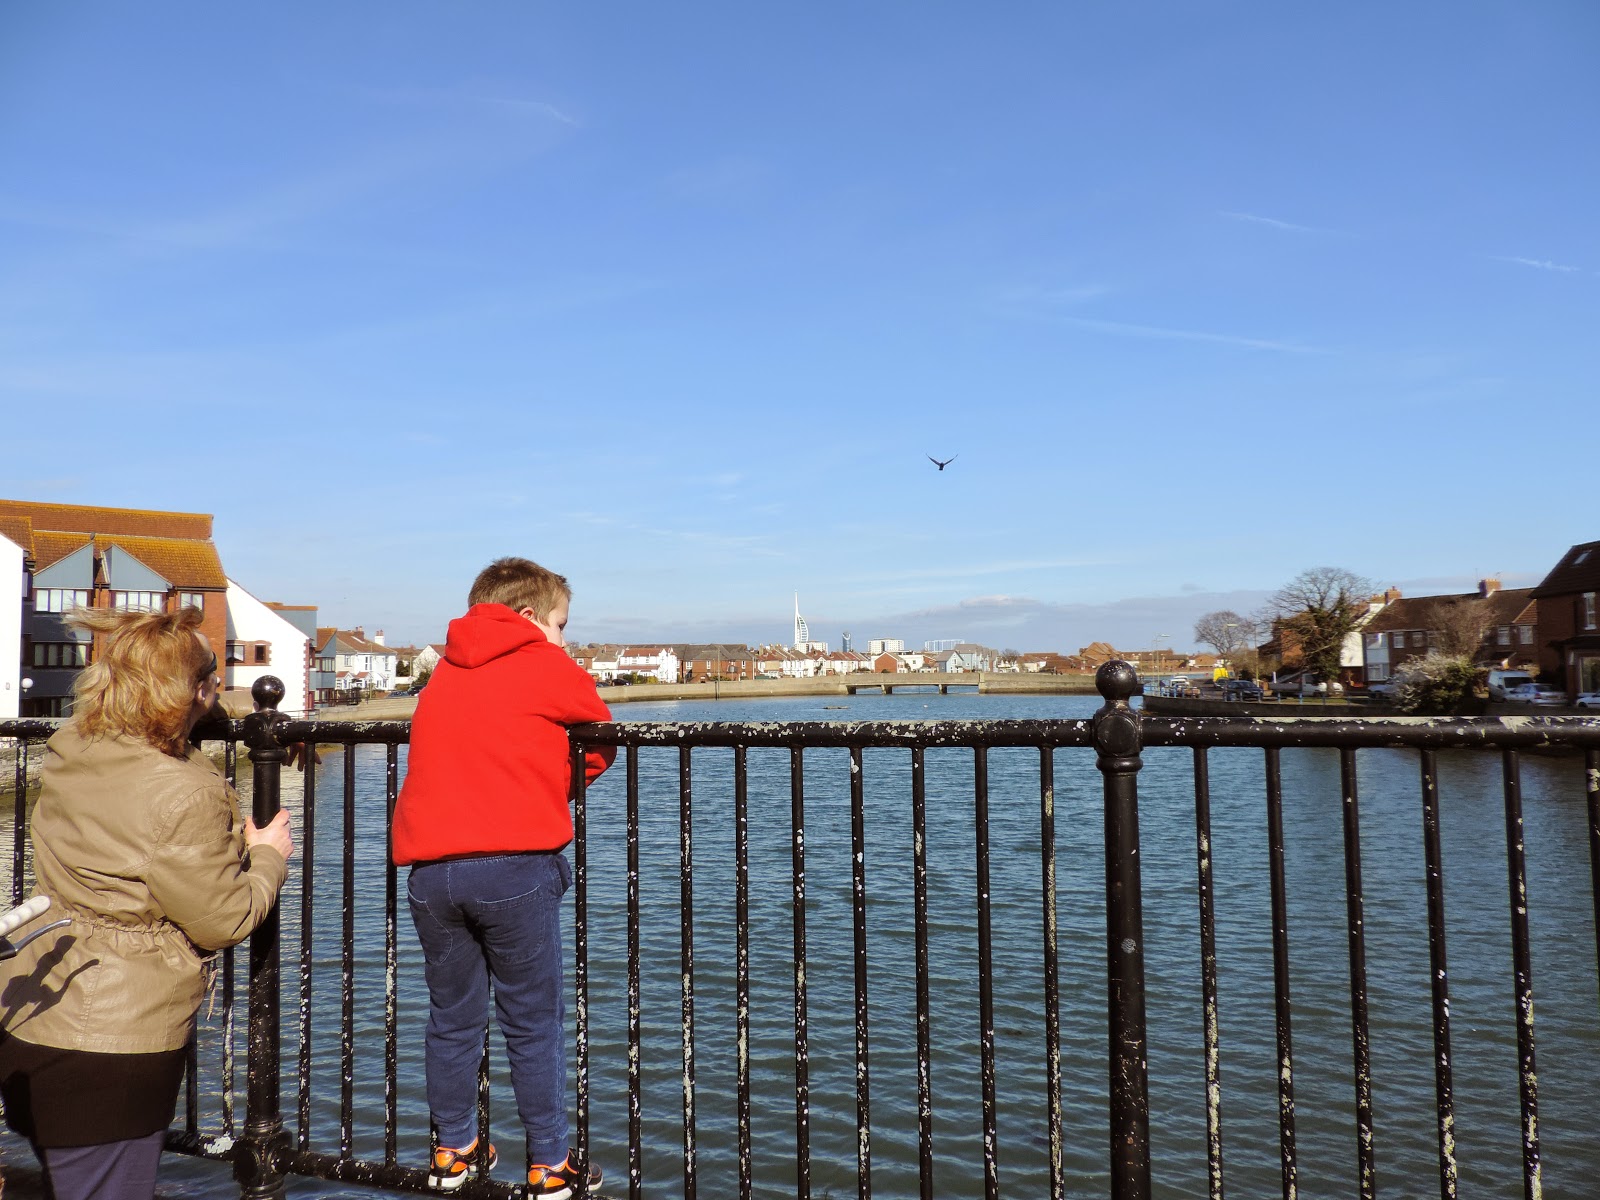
[[2, 663, 1598, 1200]]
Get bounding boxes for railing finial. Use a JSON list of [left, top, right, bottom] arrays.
[[1095, 660, 1140, 708], [251, 675, 285, 713]]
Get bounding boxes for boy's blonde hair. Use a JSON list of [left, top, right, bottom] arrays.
[[69, 605, 213, 759], [468, 557, 571, 619]]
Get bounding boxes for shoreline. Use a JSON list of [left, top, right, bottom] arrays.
[[304, 672, 1100, 721]]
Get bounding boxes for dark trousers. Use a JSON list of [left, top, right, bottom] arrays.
[[39, 1130, 165, 1200], [407, 851, 572, 1168]]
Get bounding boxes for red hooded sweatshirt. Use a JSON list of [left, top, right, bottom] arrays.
[[391, 604, 615, 865]]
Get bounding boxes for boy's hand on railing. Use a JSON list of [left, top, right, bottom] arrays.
[[285, 742, 322, 772], [246, 809, 295, 861]]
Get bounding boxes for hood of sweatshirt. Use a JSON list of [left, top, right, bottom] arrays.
[[444, 603, 546, 669]]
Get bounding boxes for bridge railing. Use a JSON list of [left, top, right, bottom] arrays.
[[2, 663, 1599, 1200]]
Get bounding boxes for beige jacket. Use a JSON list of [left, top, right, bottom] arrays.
[[0, 726, 287, 1053]]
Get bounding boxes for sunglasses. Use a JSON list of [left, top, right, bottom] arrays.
[[197, 652, 218, 683]]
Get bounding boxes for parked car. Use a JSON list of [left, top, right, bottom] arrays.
[[1504, 682, 1568, 707], [1162, 677, 1200, 697], [1220, 679, 1263, 701], [1575, 692, 1600, 710], [1270, 674, 1326, 698], [1366, 680, 1400, 702], [1487, 669, 1535, 700]]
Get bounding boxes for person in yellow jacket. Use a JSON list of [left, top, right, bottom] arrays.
[[0, 605, 292, 1200]]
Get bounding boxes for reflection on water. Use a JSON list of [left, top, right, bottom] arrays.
[[4, 696, 1598, 1198]]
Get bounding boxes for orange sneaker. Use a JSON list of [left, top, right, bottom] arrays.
[[427, 1137, 497, 1191], [527, 1151, 603, 1199]]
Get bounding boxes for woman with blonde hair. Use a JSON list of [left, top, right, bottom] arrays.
[[0, 604, 292, 1199]]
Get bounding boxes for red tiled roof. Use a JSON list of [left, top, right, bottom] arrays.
[[30, 531, 92, 571], [97, 534, 226, 588], [1532, 541, 1600, 598], [334, 630, 395, 656], [0, 499, 212, 541], [0, 514, 33, 556], [1365, 587, 1534, 633], [2, 500, 225, 587]]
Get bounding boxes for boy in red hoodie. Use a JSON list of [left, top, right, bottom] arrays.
[[392, 557, 614, 1197]]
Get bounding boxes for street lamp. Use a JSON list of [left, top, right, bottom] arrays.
[[1153, 633, 1170, 677]]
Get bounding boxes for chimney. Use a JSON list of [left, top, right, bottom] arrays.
[[373, 629, 386, 645], [1383, 587, 1402, 604], [1479, 578, 1500, 597], [353, 626, 364, 640]]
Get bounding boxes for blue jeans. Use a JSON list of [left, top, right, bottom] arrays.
[[407, 852, 571, 1167]]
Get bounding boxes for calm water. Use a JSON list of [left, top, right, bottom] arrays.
[[4, 694, 1598, 1198]]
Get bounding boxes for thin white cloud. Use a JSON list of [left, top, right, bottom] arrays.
[[352, 83, 579, 126], [1059, 316, 1330, 355], [844, 558, 1115, 587], [1491, 255, 1580, 274], [565, 510, 779, 554], [1220, 211, 1347, 236], [996, 283, 1108, 306]]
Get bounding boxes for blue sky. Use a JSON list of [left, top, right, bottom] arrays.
[[2, 4, 1595, 652]]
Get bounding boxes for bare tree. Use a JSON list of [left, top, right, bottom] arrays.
[[1193, 610, 1261, 655], [1268, 567, 1375, 683], [1418, 598, 1492, 659]]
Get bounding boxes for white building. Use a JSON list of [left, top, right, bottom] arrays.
[[869, 638, 905, 656], [618, 646, 681, 683], [0, 531, 23, 720], [794, 594, 809, 649], [224, 580, 313, 716], [413, 643, 448, 678], [317, 627, 399, 694]]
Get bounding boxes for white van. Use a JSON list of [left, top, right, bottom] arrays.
[[1488, 669, 1535, 700]]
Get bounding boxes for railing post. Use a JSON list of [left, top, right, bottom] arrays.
[[1094, 661, 1151, 1200], [237, 676, 289, 1199]]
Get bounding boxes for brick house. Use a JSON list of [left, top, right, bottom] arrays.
[[1530, 540, 1600, 696], [672, 645, 757, 683], [1360, 580, 1536, 684], [0, 500, 230, 717]]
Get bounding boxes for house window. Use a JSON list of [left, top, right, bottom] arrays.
[[1366, 633, 1382, 649], [35, 589, 90, 613], [110, 591, 164, 612], [1367, 663, 1389, 681], [31, 643, 89, 668], [226, 641, 247, 665], [1585, 592, 1597, 631], [317, 657, 334, 672], [1392, 632, 1405, 649], [254, 644, 269, 665], [1518, 625, 1533, 645], [179, 591, 205, 611], [1497, 626, 1512, 647]]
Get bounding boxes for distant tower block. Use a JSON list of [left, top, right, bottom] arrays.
[[841, 630, 853, 652], [793, 594, 809, 650]]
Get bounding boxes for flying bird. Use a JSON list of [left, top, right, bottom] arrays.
[[928, 455, 957, 471]]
